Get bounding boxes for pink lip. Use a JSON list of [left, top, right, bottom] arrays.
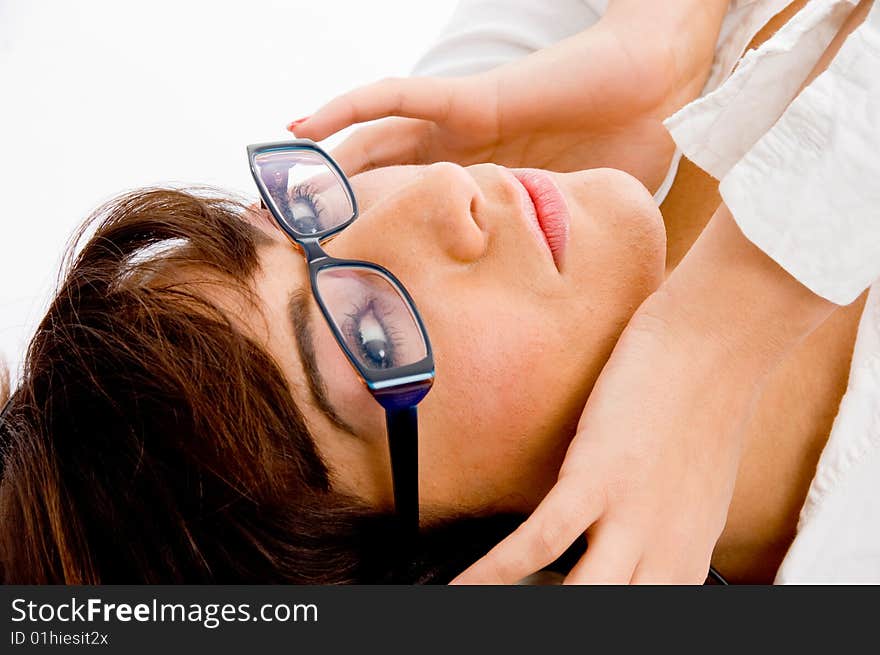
[[509, 168, 570, 271]]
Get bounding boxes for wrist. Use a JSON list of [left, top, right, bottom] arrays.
[[648, 206, 836, 375], [602, 0, 729, 106]]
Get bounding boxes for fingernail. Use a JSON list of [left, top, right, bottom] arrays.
[[286, 116, 310, 132]]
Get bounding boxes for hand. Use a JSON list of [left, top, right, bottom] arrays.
[[290, 9, 722, 191], [451, 207, 836, 584], [452, 295, 752, 584]]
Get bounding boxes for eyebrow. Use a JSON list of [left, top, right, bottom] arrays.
[[287, 289, 360, 438]]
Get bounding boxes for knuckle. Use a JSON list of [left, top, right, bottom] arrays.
[[492, 556, 525, 585], [558, 471, 609, 518], [533, 522, 562, 563], [372, 76, 399, 94], [529, 508, 577, 564], [484, 551, 523, 584], [378, 75, 403, 86], [340, 97, 359, 119], [375, 77, 404, 107], [590, 482, 611, 517]]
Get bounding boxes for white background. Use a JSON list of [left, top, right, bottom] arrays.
[[0, 0, 457, 380]]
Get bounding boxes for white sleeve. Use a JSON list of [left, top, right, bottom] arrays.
[[720, 3, 880, 305], [666, 0, 880, 305], [412, 0, 606, 77]]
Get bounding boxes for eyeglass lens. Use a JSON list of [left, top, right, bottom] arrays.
[[253, 146, 429, 372], [252, 148, 354, 236], [316, 266, 428, 371]]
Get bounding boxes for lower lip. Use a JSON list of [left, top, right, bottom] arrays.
[[510, 168, 570, 270]]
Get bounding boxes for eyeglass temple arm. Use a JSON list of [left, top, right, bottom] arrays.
[[385, 405, 419, 540]]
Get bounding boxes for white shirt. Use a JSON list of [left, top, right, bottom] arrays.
[[412, 0, 800, 205], [415, 0, 880, 582]]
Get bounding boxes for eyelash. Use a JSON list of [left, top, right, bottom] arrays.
[[291, 183, 324, 217], [342, 295, 404, 368]]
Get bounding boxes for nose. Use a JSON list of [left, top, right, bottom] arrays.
[[329, 162, 488, 265]]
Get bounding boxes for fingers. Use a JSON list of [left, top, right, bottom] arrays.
[[630, 553, 712, 585], [291, 76, 455, 141], [328, 118, 428, 176], [563, 523, 640, 585], [450, 477, 605, 585]]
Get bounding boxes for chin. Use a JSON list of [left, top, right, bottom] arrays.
[[562, 167, 666, 330]]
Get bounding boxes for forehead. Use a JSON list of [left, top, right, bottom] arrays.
[[242, 203, 287, 242]]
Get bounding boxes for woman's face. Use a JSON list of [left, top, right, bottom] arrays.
[[240, 162, 665, 517]]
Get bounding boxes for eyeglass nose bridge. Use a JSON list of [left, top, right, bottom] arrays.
[[299, 237, 329, 264], [258, 197, 331, 262]]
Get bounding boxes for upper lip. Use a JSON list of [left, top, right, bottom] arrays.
[[505, 168, 570, 271]]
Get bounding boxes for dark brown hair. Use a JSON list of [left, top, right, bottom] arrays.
[[0, 188, 538, 584]]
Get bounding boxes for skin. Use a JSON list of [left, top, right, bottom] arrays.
[[226, 0, 872, 582], [237, 155, 860, 584], [294, 1, 730, 193], [662, 0, 870, 582], [239, 163, 666, 516]]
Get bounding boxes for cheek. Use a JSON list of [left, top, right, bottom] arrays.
[[416, 300, 578, 512], [312, 318, 387, 435], [310, 320, 396, 505]]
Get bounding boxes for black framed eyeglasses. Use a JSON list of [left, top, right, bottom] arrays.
[[247, 139, 433, 540]]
